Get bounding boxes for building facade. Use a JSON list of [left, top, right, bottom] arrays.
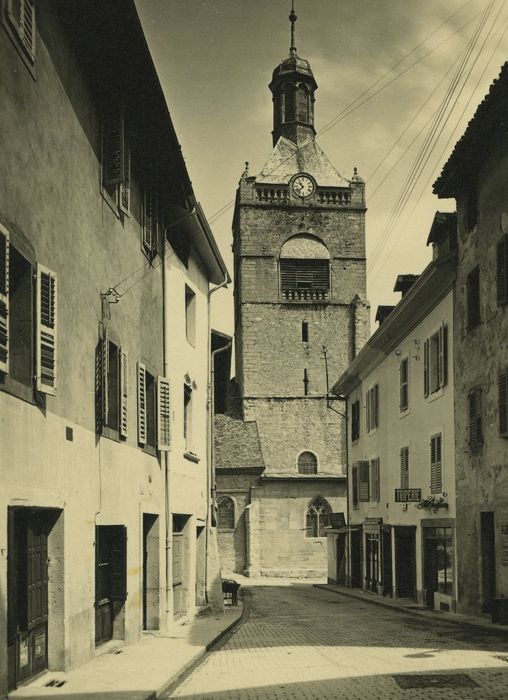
[[215, 11, 369, 578], [331, 214, 457, 611], [0, 1, 227, 694], [434, 62, 508, 618]]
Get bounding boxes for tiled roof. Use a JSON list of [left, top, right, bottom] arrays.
[[256, 136, 350, 187], [433, 62, 508, 196], [214, 415, 265, 469]]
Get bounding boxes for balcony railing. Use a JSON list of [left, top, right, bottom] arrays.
[[281, 288, 329, 301], [255, 186, 289, 203]]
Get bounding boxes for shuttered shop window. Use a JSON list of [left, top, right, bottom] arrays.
[[280, 259, 329, 291], [430, 434, 442, 494]]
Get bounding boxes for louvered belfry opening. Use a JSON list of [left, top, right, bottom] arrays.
[[280, 234, 330, 301]]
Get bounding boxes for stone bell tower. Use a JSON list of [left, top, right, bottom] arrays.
[[217, 4, 369, 578]]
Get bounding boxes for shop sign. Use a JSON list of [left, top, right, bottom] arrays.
[[395, 488, 421, 503]]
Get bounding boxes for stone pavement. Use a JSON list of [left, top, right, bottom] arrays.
[[8, 605, 242, 700], [166, 582, 508, 699]]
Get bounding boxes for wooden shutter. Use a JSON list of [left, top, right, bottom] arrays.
[[36, 264, 57, 395], [119, 350, 128, 438], [423, 339, 429, 397], [438, 323, 448, 388], [351, 400, 360, 442], [137, 362, 147, 444], [365, 391, 370, 432], [111, 526, 127, 601], [103, 111, 125, 186], [0, 226, 9, 374], [373, 384, 379, 428], [21, 0, 35, 57], [351, 463, 359, 507], [119, 147, 131, 216], [400, 447, 409, 489], [143, 190, 158, 259], [399, 359, 408, 411], [497, 235, 508, 306], [468, 386, 482, 446], [499, 368, 508, 437], [95, 332, 108, 434], [157, 376, 171, 451], [370, 458, 380, 502], [359, 460, 370, 502], [430, 433, 442, 493]]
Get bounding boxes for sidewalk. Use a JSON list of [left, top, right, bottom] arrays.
[[314, 583, 508, 634], [9, 605, 243, 700]]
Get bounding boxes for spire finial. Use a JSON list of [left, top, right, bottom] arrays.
[[289, 1, 297, 55]]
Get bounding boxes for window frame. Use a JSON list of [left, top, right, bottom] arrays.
[[305, 496, 332, 538], [3, 0, 36, 74], [366, 384, 379, 432], [430, 433, 443, 494], [297, 450, 318, 475], [97, 331, 126, 442], [399, 356, 409, 412], [424, 323, 447, 397], [217, 495, 235, 530]]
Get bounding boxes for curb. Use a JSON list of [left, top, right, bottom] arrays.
[[313, 584, 508, 635], [156, 603, 247, 698]]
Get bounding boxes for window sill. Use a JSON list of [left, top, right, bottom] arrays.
[[0, 375, 35, 404], [218, 528, 235, 533], [399, 407, 410, 417], [427, 387, 444, 403], [184, 451, 200, 463], [143, 444, 157, 457], [102, 427, 121, 443]]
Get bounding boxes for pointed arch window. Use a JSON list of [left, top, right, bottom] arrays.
[[298, 451, 318, 474], [217, 495, 235, 530], [283, 83, 296, 123], [305, 496, 332, 537]]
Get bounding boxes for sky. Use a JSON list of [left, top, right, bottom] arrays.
[[135, 0, 508, 339]]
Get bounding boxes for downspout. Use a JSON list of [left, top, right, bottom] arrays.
[[162, 226, 172, 626], [206, 277, 229, 599]]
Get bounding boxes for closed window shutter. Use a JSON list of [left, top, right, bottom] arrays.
[[430, 434, 442, 494], [143, 190, 158, 260], [499, 369, 508, 436], [280, 259, 329, 290], [21, 0, 35, 57], [351, 400, 360, 441], [468, 386, 482, 446], [157, 376, 171, 451], [438, 323, 448, 388], [36, 264, 57, 395], [103, 111, 125, 186], [111, 526, 127, 601], [119, 147, 131, 216], [359, 460, 370, 501], [0, 226, 9, 374], [95, 331, 108, 433], [374, 384, 379, 428], [399, 359, 408, 411], [365, 391, 370, 432], [424, 339, 429, 397], [352, 464, 358, 506], [497, 235, 508, 306], [137, 362, 147, 444], [119, 350, 128, 438], [370, 458, 380, 502], [400, 447, 409, 489]]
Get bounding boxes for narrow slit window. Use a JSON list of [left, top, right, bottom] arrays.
[[302, 321, 309, 342]]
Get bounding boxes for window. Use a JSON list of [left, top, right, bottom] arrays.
[[283, 83, 295, 122], [305, 497, 332, 537], [301, 320, 309, 342], [0, 225, 57, 398], [142, 190, 158, 261], [298, 451, 317, 474], [97, 334, 127, 439], [497, 234, 508, 306], [184, 383, 193, 451], [468, 385, 482, 448], [217, 496, 235, 529], [430, 433, 442, 494], [499, 368, 508, 437], [102, 108, 130, 216], [185, 286, 196, 346], [303, 368, 309, 395], [296, 84, 310, 122], [399, 357, 409, 411], [137, 363, 171, 451], [424, 527, 453, 595], [280, 234, 330, 302], [467, 266, 480, 330], [351, 463, 359, 508], [370, 458, 380, 502], [424, 323, 447, 396], [400, 446, 409, 489], [4, 0, 35, 65], [359, 460, 370, 502], [366, 384, 379, 432], [351, 400, 360, 442]]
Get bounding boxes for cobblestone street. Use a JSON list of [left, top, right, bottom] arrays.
[[166, 584, 508, 699]]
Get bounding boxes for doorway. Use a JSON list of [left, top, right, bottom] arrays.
[[336, 533, 347, 585], [173, 515, 189, 619], [350, 529, 362, 587], [382, 526, 393, 596], [423, 526, 453, 608], [480, 512, 496, 613], [395, 526, 416, 599], [365, 533, 380, 592], [95, 525, 127, 646], [142, 514, 159, 630]]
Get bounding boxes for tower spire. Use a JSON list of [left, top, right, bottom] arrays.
[[289, 1, 297, 55]]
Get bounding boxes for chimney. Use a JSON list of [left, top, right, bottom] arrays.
[[394, 274, 419, 297]]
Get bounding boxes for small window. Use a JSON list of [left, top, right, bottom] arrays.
[[4, 0, 36, 65], [359, 461, 370, 502], [298, 451, 317, 474], [468, 386, 482, 448], [217, 496, 235, 529], [366, 384, 379, 432], [303, 368, 309, 395], [430, 433, 442, 494], [499, 368, 508, 437], [497, 234, 508, 306], [351, 400, 360, 442], [301, 321, 309, 342], [399, 357, 409, 411], [184, 383, 193, 451], [305, 496, 332, 537], [424, 324, 447, 396], [467, 266, 480, 330], [185, 286, 196, 346], [400, 446, 409, 489]]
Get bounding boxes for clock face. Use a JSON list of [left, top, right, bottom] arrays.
[[292, 175, 315, 198]]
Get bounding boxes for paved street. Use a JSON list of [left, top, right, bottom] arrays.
[[166, 583, 508, 699]]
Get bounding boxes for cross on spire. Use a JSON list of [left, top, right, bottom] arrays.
[[289, 0, 297, 55]]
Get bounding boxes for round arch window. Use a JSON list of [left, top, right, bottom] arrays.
[[298, 451, 318, 475]]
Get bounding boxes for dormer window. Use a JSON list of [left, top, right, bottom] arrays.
[[280, 234, 330, 302]]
